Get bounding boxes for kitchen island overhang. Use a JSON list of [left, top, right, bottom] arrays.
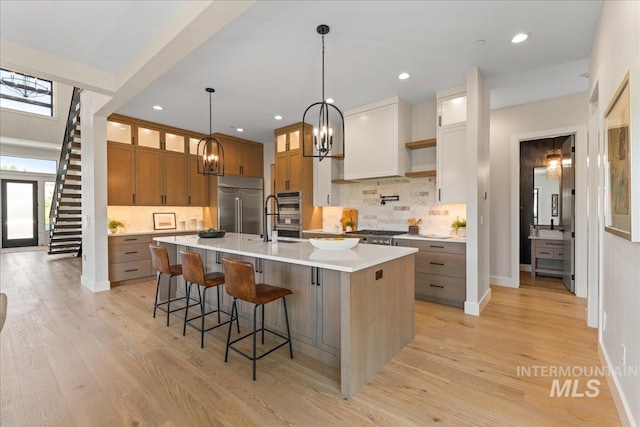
[[154, 233, 417, 398]]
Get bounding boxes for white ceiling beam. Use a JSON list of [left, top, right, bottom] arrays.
[[0, 39, 116, 94], [98, 0, 256, 116]]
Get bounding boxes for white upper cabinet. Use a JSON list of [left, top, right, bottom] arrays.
[[436, 86, 467, 204], [344, 97, 411, 180]]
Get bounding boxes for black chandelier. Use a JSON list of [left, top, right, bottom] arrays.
[[302, 24, 344, 161], [0, 68, 52, 99], [197, 88, 225, 176]]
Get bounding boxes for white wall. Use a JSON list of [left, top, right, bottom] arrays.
[[465, 68, 491, 315], [489, 92, 588, 285], [589, 1, 640, 425]]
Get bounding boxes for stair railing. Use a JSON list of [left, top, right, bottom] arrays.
[[49, 87, 82, 232]]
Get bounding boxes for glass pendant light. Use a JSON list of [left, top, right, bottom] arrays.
[[302, 24, 345, 161], [546, 140, 562, 180], [197, 88, 224, 176]]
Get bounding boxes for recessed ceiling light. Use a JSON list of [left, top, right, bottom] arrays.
[[398, 72, 410, 80], [325, 98, 334, 104], [274, 115, 283, 120], [474, 39, 485, 46], [511, 33, 528, 44], [153, 105, 163, 111], [236, 128, 244, 132]]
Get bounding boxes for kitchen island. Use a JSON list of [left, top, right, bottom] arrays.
[[154, 233, 417, 398]]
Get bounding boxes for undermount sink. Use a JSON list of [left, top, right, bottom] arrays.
[[536, 229, 563, 239]]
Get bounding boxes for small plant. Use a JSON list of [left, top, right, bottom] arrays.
[[108, 219, 124, 230], [344, 220, 355, 228], [451, 216, 467, 231]]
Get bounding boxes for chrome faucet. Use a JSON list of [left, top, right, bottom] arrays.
[[263, 194, 280, 242]]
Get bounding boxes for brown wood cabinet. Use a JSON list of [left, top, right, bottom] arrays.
[[134, 149, 188, 206], [187, 157, 209, 206], [107, 142, 135, 205], [274, 123, 308, 192], [107, 114, 211, 207], [215, 133, 264, 177]]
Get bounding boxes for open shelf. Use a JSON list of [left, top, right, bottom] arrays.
[[405, 138, 436, 150], [405, 170, 436, 178], [331, 179, 358, 184]]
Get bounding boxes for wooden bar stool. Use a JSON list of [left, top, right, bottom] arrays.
[[149, 244, 196, 326], [180, 250, 240, 348], [222, 257, 293, 380]]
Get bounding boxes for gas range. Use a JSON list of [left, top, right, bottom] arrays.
[[345, 229, 406, 245]]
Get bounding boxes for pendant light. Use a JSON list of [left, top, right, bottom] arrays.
[[546, 140, 562, 180], [197, 88, 224, 176], [302, 24, 345, 161]]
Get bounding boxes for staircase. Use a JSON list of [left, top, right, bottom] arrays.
[[48, 87, 82, 256]]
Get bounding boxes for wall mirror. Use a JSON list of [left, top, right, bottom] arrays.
[[533, 166, 560, 225]]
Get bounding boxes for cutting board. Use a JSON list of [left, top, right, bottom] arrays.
[[341, 208, 358, 231]]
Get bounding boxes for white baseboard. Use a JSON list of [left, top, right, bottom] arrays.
[[81, 275, 111, 292], [464, 288, 492, 316], [599, 341, 636, 427], [490, 275, 519, 288], [520, 264, 532, 272]]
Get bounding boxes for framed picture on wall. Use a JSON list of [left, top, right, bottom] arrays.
[[604, 68, 639, 242], [153, 212, 176, 230]]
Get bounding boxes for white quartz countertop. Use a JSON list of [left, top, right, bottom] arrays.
[[393, 234, 466, 243], [109, 230, 196, 237], [154, 233, 417, 273], [303, 229, 466, 243]]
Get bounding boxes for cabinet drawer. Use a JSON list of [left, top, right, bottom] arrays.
[[109, 260, 152, 281], [109, 235, 152, 245], [411, 240, 466, 254], [108, 242, 151, 263], [535, 247, 555, 259], [415, 272, 465, 307], [537, 239, 564, 249], [415, 251, 466, 278], [553, 248, 565, 260]]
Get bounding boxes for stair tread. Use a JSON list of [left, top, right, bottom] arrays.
[[50, 231, 82, 236], [50, 237, 82, 242], [48, 249, 80, 255]]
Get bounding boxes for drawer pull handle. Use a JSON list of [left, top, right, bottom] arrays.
[[124, 238, 137, 241], [430, 262, 445, 266], [124, 251, 138, 255], [429, 284, 444, 288], [124, 269, 138, 272], [540, 251, 551, 255], [429, 245, 445, 248]]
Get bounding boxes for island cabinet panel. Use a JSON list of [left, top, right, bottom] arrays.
[[107, 143, 135, 205], [317, 268, 341, 353]]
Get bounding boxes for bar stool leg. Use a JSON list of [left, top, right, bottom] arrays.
[[253, 304, 258, 381], [283, 297, 293, 359], [183, 281, 192, 336], [200, 286, 206, 349], [166, 274, 174, 327], [261, 304, 265, 345], [153, 272, 163, 318], [225, 298, 237, 362], [216, 286, 221, 323]]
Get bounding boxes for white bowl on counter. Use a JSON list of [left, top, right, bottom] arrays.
[[308, 237, 359, 250]]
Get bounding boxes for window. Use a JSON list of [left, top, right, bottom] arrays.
[[44, 181, 55, 231], [0, 68, 53, 116], [0, 156, 56, 174]]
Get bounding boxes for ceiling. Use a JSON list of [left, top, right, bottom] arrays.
[[0, 1, 602, 144]]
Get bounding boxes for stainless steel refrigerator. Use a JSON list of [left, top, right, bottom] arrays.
[[217, 175, 263, 234]]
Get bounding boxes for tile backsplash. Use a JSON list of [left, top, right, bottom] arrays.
[[322, 176, 466, 235], [107, 206, 205, 232]]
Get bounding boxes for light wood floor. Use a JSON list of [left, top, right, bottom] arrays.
[[0, 251, 620, 426]]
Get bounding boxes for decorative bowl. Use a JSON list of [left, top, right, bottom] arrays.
[[308, 237, 359, 250], [197, 230, 226, 238]]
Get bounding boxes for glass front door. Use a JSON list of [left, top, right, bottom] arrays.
[[1, 179, 38, 248]]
